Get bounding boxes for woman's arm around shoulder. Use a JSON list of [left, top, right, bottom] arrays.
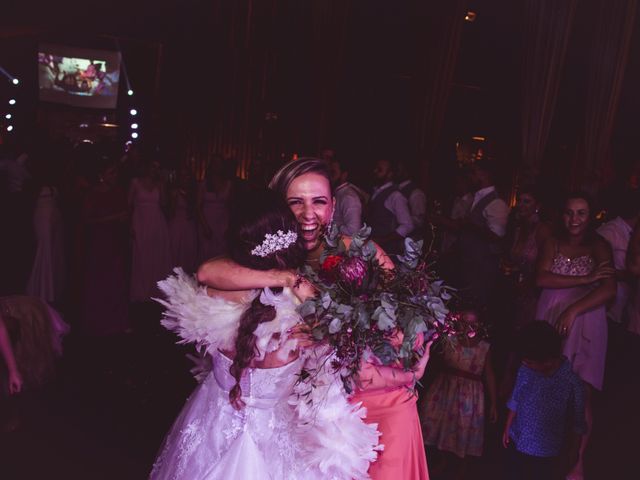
[[197, 256, 297, 291]]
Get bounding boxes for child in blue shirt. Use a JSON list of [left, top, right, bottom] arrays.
[[503, 321, 586, 480]]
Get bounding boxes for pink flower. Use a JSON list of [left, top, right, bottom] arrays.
[[467, 331, 476, 338], [338, 256, 368, 287]]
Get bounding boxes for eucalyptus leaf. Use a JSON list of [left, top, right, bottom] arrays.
[[372, 306, 395, 331], [328, 317, 343, 334], [298, 300, 316, 318]]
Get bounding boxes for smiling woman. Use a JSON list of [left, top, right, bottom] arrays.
[[269, 158, 336, 252], [534, 191, 616, 480]]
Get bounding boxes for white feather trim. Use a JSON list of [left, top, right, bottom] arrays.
[[155, 268, 252, 353], [291, 346, 382, 480]]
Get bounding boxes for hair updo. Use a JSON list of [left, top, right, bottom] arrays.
[[225, 188, 305, 409]]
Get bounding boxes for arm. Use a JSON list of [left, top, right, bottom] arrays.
[[0, 316, 22, 395], [556, 240, 617, 334], [197, 256, 297, 291], [483, 348, 498, 423], [409, 189, 427, 227], [341, 193, 363, 236], [536, 238, 614, 289], [502, 409, 515, 448], [627, 224, 640, 275], [356, 341, 432, 391]]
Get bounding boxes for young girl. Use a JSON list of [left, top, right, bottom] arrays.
[[420, 308, 497, 479]]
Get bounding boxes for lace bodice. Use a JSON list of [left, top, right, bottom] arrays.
[[551, 252, 595, 276], [212, 350, 303, 408]]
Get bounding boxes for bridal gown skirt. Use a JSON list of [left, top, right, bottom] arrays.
[[150, 352, 308, 480]]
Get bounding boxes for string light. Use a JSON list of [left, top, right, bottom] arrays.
[[130, 108, 137, 116]]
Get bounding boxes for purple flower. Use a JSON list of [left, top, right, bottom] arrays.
[[338, 256, 368, 287]]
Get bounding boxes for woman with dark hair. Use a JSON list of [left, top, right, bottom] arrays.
[[80, 158, 129, 336], [535, 191, 616, 480], [151, 187, 380, 480], [505, 185, 552, 329], [198, 158, 431, 480]]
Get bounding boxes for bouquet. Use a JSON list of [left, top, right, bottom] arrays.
[[299, 224, 462, 392]]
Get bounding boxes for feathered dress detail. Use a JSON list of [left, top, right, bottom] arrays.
[[150, 268, 380, 480]]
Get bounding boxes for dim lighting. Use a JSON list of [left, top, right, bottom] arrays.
[[5, 114, 11, 120], [131, 123, 138, 129], [7, 125, 13, 132], [465, 11, 477, 22], [131, 132, 139, 139], [127, 89, 134, 96], [12, 78, 19, 85], [472, 136, 486, 141], [8, 99, 16, 105], [130, 109, 137, 116]]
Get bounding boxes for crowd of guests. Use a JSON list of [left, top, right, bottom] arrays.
[[1, 136, 640, 479]]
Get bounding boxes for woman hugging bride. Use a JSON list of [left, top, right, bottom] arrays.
[[150, 188, 381, 480]]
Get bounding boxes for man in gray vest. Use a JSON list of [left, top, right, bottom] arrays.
[[397, 161, 427, 240], [455, 159, 510, 304], [368, 159, 414, 256], [329, 157, 365, 236]]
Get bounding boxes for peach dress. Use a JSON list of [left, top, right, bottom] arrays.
[[351, 332, 429, 479], [352, 384, 429, 479]]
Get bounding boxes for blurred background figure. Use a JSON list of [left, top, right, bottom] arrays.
[[328, 156, 363, 236], [197, 155, 231, 263], [128, 159, 170, 302], [167, 167, 198, 274]]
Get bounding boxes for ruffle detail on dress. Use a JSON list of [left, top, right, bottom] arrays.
[[291, 346, 382, 480], [155, 268, 252, 353], [254, 287, 301, 361]]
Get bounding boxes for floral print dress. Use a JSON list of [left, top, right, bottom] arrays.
[[420, 338, 490, 458]]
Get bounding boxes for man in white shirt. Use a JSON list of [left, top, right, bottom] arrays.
[[368, 159, 414, 255], [328, 158, 363, 236], [396, 162, 427, 238], [597, 191, 640, 324], [455, 159, 510, 303]]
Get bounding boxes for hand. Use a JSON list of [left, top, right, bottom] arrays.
[[587, 261, 615, 283], [8, 368, 23, 395], [502, 428, 510, 448], [489, 404, 498, 424], [412, 340, 433, 380], [556, 308, 577, 336], [287, 323, 316, 349], [292, 276, 316, 302]]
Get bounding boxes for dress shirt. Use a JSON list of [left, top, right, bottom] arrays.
[[371, 182, 414, 237], [597, 217, 634, 323], [471, 186, 510, 237], [333, 182, 363, 236], [398, 180, 427, 228]]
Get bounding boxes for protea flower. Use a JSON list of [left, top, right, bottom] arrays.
[[337, 256, 368, 288]]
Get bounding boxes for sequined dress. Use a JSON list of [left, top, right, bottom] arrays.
[[535, 250, 607, 390]]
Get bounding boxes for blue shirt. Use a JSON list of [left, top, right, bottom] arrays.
[[507, 359, 586, 457]]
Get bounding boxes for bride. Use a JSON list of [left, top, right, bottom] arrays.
[[149, 188, 380, 480]]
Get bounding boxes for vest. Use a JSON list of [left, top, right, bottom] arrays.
[[368, 185, 398, 238], [457, 189, 503, 256]]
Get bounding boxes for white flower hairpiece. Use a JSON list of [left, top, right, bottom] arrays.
[[251, 230, 298, 257]]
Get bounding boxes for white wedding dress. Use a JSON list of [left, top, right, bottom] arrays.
[[150, 269, 381, 480]]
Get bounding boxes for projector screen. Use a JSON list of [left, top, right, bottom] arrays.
[[38, 44, 121, 109]]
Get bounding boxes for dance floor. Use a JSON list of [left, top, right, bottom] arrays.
[[1, 304, 638, 480]]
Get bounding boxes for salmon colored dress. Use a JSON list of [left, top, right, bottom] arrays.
[[352, 385, 429, 479]]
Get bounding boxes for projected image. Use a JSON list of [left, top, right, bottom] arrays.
[[38, 45, 121, 109]]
